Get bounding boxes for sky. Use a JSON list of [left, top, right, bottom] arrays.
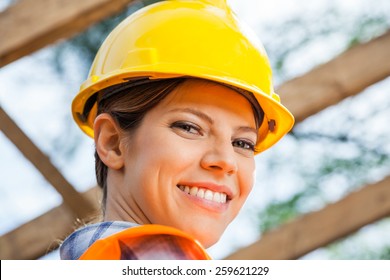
[[1, 0, 390, 260]]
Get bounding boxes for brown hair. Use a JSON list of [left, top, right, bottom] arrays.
[[94, 78, 264, 213]]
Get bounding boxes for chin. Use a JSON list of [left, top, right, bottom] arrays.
[[162, 216, 230, 248], [185, 225, 225, 249], [199, 236, 220, 249]]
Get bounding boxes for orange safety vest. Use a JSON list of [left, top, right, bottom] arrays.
[[79, 224, 211, 260]]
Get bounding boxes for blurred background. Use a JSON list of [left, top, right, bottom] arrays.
[[1, 0, 390, 259]]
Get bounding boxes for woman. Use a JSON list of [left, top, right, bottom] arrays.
[[60, 0, 294, 260]]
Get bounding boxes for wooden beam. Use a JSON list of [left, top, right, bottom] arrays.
[[0, 187, 101, 260], [225, 176, 390, 260], [0, 106, 96, 218], [0, 0, 136, 67], [277, 30, 390, 123]]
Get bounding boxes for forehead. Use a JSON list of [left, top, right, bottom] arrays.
[[162, 79, 255, 115]]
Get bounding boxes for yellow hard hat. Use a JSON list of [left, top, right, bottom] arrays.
[[72, 0, 294, 153]]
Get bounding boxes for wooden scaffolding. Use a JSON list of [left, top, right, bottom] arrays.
[[1, 0, 390, 259]]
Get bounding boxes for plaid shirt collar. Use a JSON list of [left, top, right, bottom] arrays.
[[60, 221, 138, 260]]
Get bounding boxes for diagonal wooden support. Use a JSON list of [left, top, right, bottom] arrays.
[[0, 0, 136, 67], [277, 30, 390, 123], [0, 187, 101, 260], [225, 176, 390, 259], [0, 106, 96, 218]]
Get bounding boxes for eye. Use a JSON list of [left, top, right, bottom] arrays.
[[232, 139, 255, 152], [170, 121, 203, 136]]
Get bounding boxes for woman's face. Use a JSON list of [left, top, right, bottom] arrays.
[[113, 79, 257, 248]]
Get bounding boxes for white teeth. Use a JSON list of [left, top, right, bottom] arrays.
[[177, 185, 227, 204], [213, 192, 221, 203], [204, 190, 213, 201], [190, 187, 198, 196]]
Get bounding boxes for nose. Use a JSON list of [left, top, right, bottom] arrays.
[[200, 142, 238, 175]]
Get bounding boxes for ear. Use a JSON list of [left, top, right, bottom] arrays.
[[94, 113, 125, 170]]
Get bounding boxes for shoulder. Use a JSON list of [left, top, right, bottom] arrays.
[[60, 221, 138, 260], [79, 224, 211, 260]]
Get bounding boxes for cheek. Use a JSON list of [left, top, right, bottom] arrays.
[[239, 159, 256, 197], [126, 136, 201, 196]]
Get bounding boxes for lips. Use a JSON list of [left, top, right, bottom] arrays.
[[177, 184, 228, 204]]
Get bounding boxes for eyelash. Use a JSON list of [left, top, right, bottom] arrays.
[[171, 121, 256, 152], [232, 139, 255, 152], [171, 121, 202, 135]]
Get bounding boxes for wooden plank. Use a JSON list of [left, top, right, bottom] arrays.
[[0, 0, 135, 67], [0, 106, 96, 218], [0, 187, 101, 260], [225, 176, 390, 260], [277, 30, 390, 123]]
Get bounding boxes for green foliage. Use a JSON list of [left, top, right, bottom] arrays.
[[378, 246, 390, 260], [261, 5, 390, 83], [259, 192, 305, 232]]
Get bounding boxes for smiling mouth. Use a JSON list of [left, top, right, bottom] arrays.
[[177, 185, 228, 204]]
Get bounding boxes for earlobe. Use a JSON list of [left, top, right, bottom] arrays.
[[94, 113, 125, 170]]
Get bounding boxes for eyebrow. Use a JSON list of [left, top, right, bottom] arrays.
[[168, 108, 214, 124], [168, 108, 258, 136], [237, 126, 258, 136]]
